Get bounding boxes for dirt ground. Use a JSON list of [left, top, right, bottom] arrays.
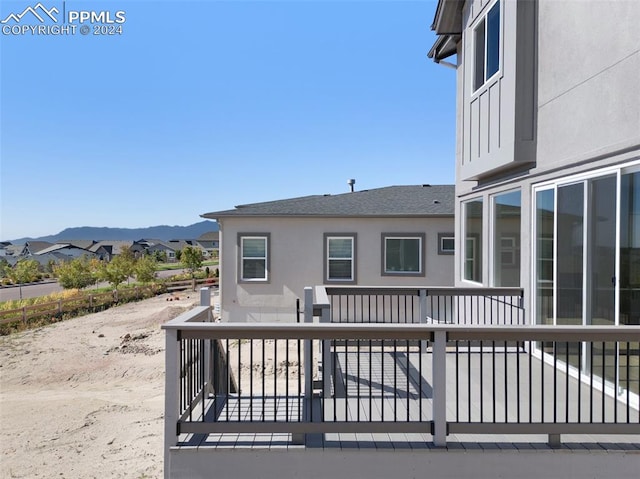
[[0, 291, 200, 479]]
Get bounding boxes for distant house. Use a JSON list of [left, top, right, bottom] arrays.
[[89, 241, 134, 262], [35, 243, 97, 260], [202, 185, 455, 322], [166, 239, 208, 259], [196, 231, 219, 257]]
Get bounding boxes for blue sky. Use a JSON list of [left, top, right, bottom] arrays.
[[0, 0, 456, 240]]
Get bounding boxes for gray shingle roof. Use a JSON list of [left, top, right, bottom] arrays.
[[202, 185, 454, 219]]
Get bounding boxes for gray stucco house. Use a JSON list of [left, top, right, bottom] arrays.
[[429, 0, 640, 399], [202, 185, 455, 322]]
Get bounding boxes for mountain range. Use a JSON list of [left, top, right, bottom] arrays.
[[7, 221, 219, 244]]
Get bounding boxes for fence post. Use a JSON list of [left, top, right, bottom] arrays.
[[321, 306, 331, 403], [419, 289, 428, 352], [295, 287, 314, 445], [192, 279, 196, 291], [22, 307, 26, 323], [200, 287, 213, 397], [58, 299, 62, 316], [164, 327, 180, 479], [432, 330, 447, 447]]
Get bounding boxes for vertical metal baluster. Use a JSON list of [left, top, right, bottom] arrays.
[[492, 340, 496, 422], [298, 338, 302, 422], [456, 340, 459, 422], [394, 339, 397, 422], [262, 339, 265, 422], [480, 340, 484, 422], [406, 339, 410, 422], [553, 342, 557, 424], [565, 341, 569, 423], [357, 339, 361, 422], [344, 335, 348, 422], [601, 342, 606, 423], [504, 340, 508, 423], [614, 341, 619, 422], [238, 339, 242, 422], [274, 339, 277, 422], [381, 340, 385, 421], [590, 342, 594, 424], [250, 339, 253, 421], [369, 338, 373, 423], [468, 339, 472, 421], [578, 341, 582, 423], [226, 339, 230, 422], [286, 337, 289, 423]]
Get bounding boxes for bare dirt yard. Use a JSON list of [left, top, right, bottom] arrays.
[[0, 291, 200, 479]]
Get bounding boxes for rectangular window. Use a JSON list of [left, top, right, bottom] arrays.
[[492, 190, 521, 287], [239, 235, 269, 281], [438, 233, 455, 255], [382, 234, 424, 275], [464, 199, 483, 282], [325, 235, 356, 282], [473, 0, 500, 91]]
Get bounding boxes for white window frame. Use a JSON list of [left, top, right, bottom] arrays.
[[382, 234, 425, 276], [239, 234, 269, 282], [438, 233, 455, 255], [462, 198, 484, 284], [325, 234, 356, 283], [490, 189, 521, 287], [472, 0, 502, 94]]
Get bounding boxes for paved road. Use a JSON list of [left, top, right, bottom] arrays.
[[0, 268, 187, 302]]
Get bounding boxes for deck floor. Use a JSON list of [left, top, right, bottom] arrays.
[[176, 346, 640, 450]]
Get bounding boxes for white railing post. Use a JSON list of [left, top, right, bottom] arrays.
[[419, 289, 428, 352], [164, 327, 180, 479], [432, 330, 447, 447]]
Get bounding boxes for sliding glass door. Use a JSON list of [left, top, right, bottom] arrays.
[[534, 166, 640, 397]]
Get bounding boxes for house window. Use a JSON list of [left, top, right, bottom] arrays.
[[473, 0, 500, 91], [492, 190, 521, 287], [464, 198, 483, 283], [438, 233, 455, 255], [382, 234, 424, 276], [239, 234, 269, 282], [325, 234, 356, 282]]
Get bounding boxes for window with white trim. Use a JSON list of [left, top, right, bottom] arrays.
[[438, 233, 455, 255], [463, 198, 483, 282], [492, 190, 521, 287], [325, 235, 355, 282], [383, 234, 424, 275], [473, 0, 501, 92], [239, 235, 269, 281]]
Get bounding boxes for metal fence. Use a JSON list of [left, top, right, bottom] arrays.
[[163, 287, 639, 460], [325, 286, 525, 325]]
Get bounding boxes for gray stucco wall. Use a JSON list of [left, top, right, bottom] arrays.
[[452, 0, 640, 323], [218, 216, 455, 322]]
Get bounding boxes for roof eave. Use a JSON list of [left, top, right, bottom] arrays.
[[430, 0, 464, 34]]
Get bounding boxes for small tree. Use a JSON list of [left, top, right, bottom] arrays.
[[180, 246, 203, 277], [0, 258, 10, 279], [54, 256, 96, 289], [135, 255, 157, 283], [97, 255, 133, 289], [8, 259, 40, 284]]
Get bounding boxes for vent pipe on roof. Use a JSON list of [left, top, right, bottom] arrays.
[[348, 179, 356, 192]]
